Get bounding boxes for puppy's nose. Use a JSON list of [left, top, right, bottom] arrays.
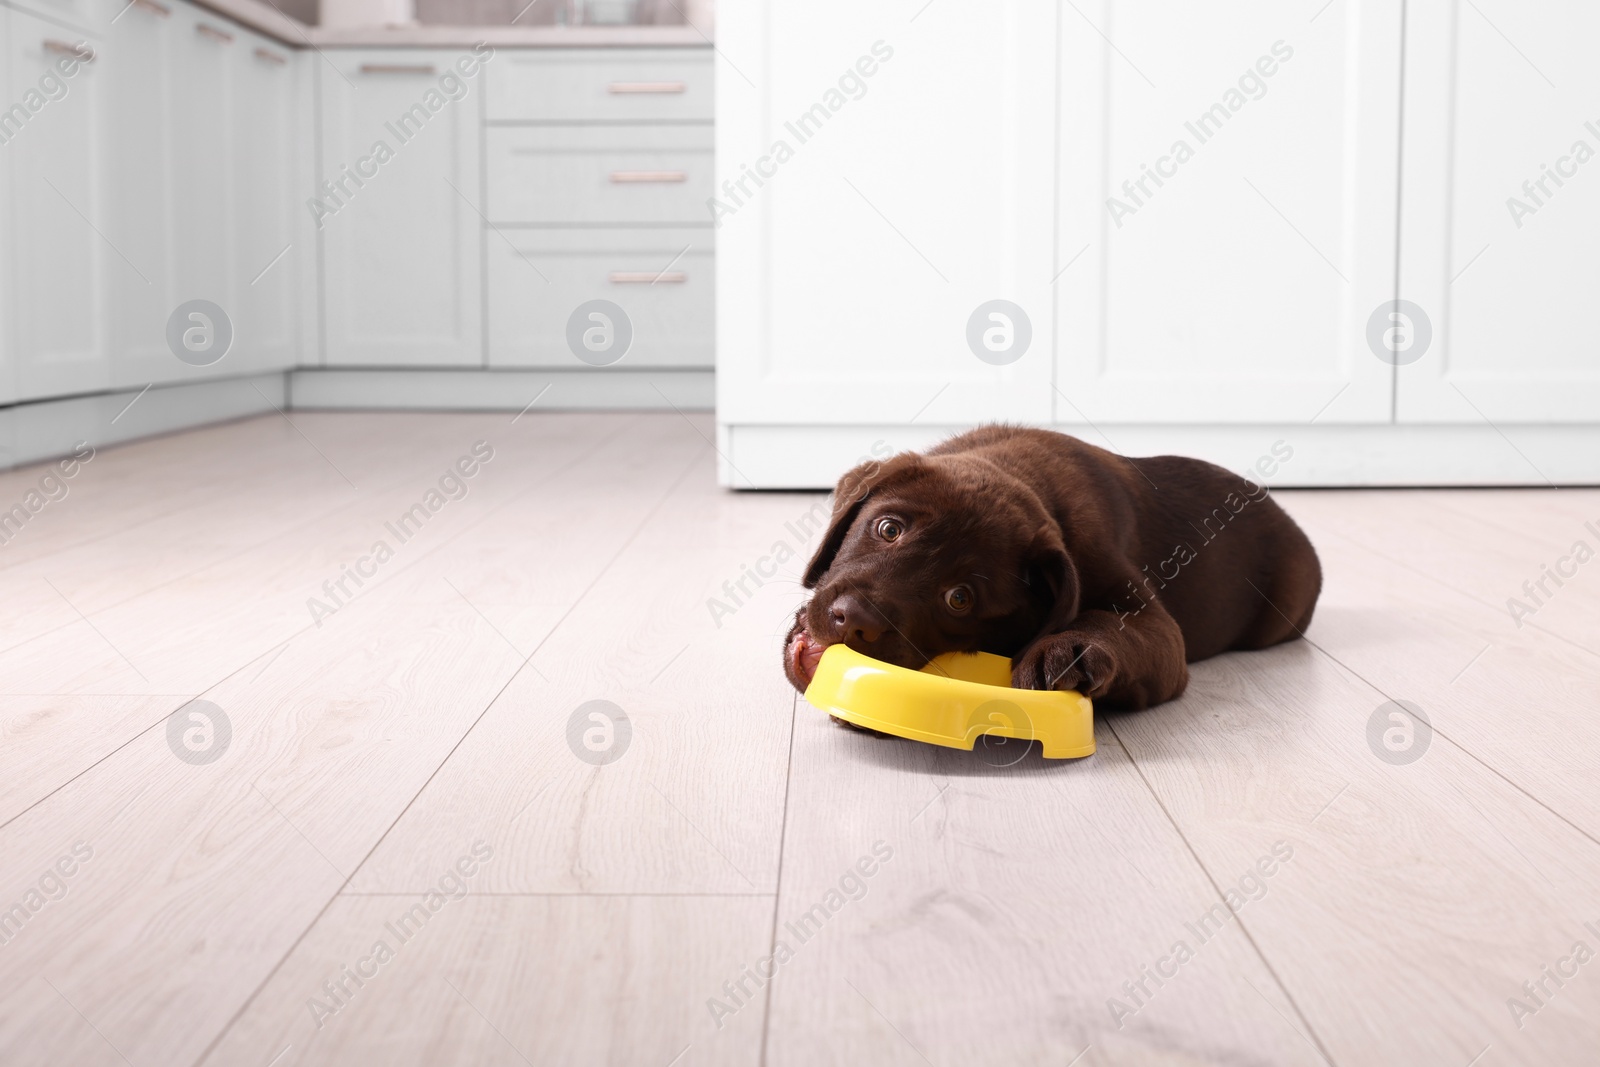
[[829, 594, 885, 644]]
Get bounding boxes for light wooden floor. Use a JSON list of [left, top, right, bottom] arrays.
[[2, 411, 1599, 1067]]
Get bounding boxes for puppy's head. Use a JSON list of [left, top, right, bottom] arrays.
[[783, 450, 1079, 692]]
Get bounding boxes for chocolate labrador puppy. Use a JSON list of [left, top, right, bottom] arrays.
[[783, 426, 1320, 710]]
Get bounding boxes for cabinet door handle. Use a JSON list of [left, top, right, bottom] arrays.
[[132, 0, 171, 16], [609, 170, 687, 183], [254, 46, 286, 65], [607, 80, 686, 94], [361, 63, 436, 75], [196, 23, 234, 43], [42, 39, 95, 61], [610, 271, 687, 284]]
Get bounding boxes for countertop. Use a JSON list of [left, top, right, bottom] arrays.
[[187, 0, 711, 48]]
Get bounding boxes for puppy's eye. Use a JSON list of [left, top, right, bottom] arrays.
[[944, 585, 973, 614], [875, 518, 904, 542]]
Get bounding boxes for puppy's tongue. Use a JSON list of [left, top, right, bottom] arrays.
[[789, 632, 828, 689]]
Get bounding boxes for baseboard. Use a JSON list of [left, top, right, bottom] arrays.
[[0, 373, 289, 473], [0, 368, 713, 473], [289, 367, 714, 411], [718, 422, 1600, 489]]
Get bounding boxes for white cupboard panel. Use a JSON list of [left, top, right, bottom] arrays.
[[487, 228, 712, 368], [319, 49, 483, 367], [101, 3, 300, 388], [101, 0, 177, 388], [1067, 0, 1401, 424], [229, 28, 299, 375], [6, 14, 110, 402], [0, 5, 13, 406], [1399, 0, 1600, 422], [717, 1, 1060, 425], [169, 6, 235, 330]]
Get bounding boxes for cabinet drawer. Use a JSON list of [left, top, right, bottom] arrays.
[[486, 49, 712, 122], [488, 229, 712, 368], [8, 0, 120, 37], [487, 125, 712, 225]]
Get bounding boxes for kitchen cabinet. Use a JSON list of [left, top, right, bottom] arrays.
[[720, 0, 1396, 433], [484, 47, 714, 371], [1398, 0, 1600, 422], [717, 0, 1599, 487], [5, 10, 111, 402], [1059, 0, 1401, 424], [716, 3, 1057, 427], [318, 49, 483, 367], [228, 25, 300, 376], [486, 48, 713, 123], [166, 4, 237, 356], [486, 124, 714, 227], [2, 7, 713, 443], [487, 228, 712, 367], [100, 0, 178, 389], [7, 0, 118, 36], [0, 5, 11, 406], [6, 0, 302, 398]]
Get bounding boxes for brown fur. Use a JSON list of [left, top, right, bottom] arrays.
[[783, 425, 1321, 710]]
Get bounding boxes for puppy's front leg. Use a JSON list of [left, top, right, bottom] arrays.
[[1013, 606, 1189, 710]]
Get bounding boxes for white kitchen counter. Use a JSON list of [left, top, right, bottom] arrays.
[[182, 0, 709, 48], [307, 23, 709, 46]]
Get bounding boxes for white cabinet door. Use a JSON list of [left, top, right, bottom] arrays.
[[5, 15, 111, 402], [105, 2, 297, 388], [101, 0, 178, 389], [717, 2, 1059, 426], [230, 29, 299, 375], [0, 5, 13, 406], [1057, 0, 1401, 424], [1398, 0, 1600, 422], [168, 6, 236, 339], [319, 49, 483, 367]]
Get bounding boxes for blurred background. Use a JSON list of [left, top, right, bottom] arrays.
[[4, 0, 1595, 486]]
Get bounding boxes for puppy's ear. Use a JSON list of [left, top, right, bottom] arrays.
[[1026, 526, 1081, 635], [801, 452, 921, 588]]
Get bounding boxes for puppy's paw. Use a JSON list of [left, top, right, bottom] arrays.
[[1013, 633, 1117, 698]]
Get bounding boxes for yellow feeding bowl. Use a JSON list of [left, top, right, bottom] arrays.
[[803, 644, 1095, 760]]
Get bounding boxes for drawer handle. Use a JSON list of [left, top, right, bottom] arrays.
[[196, 23, 234, 43], [609, 170, 687, 183], [361, 63, 436, 75], [133, 0, 171, 16], [42, 39, 95, 61], [610, 271, 687, 284], [608, 80, 687, 94], [254, 46, 287, 65]]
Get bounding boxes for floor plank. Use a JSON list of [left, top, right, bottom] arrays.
[[1278, 491, 1600, 840], [0, 416, 706, 1067], [1093, 492, 1600, 1066], [347, 466, 806, 895], [764, 698, 1325, 1066], [201, 895, 772, 1067], [5, 419, 1600, 1067], [0, 414, 635, 826]]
